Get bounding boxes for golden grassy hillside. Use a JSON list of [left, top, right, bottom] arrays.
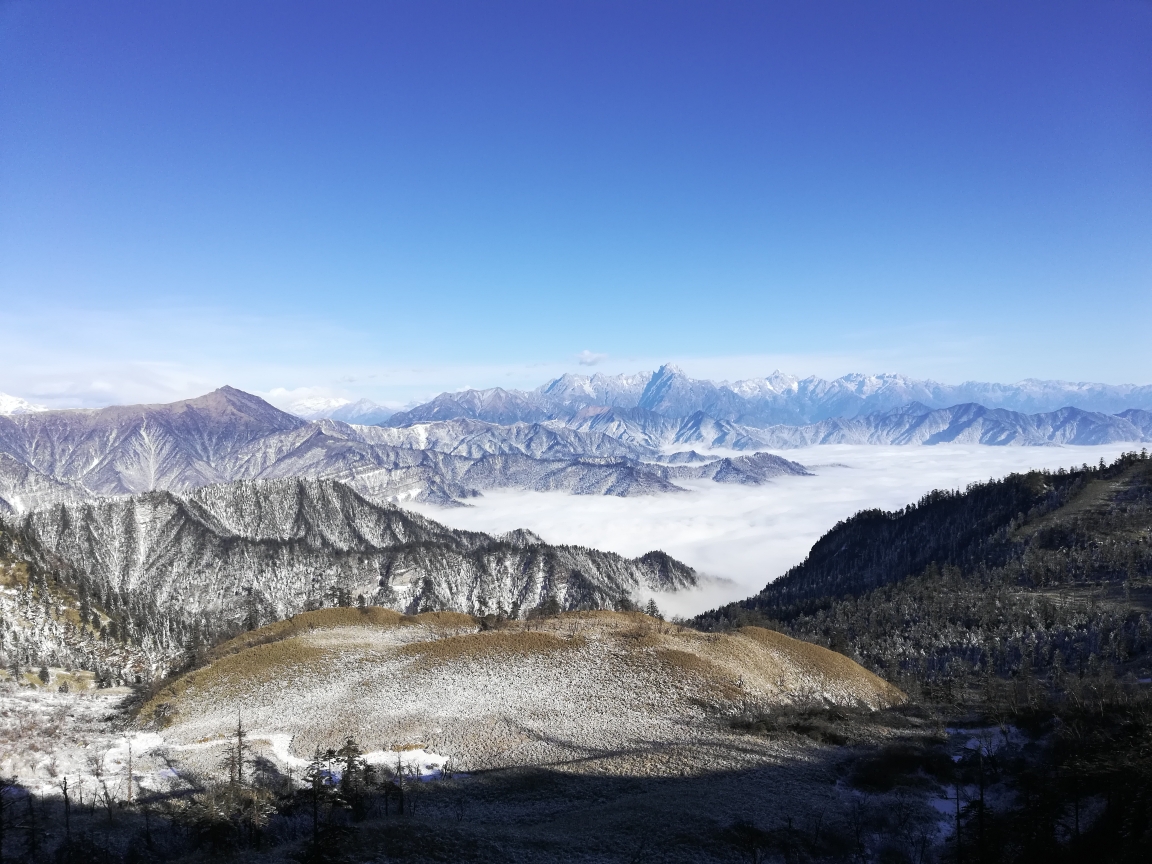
[[142, 608, 902, 778]]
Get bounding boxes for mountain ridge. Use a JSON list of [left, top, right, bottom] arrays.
[[0, 389, 812, 512], [3, 380, 1147, 517], [384, 365, 1152, 428], [13, 477, 700, 651]]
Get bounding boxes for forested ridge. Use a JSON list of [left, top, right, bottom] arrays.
[[697, 451, 1152, 862], [695, 451, 1152, 687]]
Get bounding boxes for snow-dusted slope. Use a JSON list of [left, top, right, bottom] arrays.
[[346, 417, 652, 459], [387, 387, 551, 426], [751, 403, 1150, 448], [1118, 409, 1152, 439], [563, 401, 1151, 451], [146, 610, 903, 778], [16, 478, 699, 635], [0, 386, 307, 496], [662, 452, 812, 484]]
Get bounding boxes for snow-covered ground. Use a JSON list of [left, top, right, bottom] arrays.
[[0, 681, 146, 798], [0, 678, 452, 799], [406, 443, 1139, 616]]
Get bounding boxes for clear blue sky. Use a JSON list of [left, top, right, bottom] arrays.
[[1, 0, 1150, 408]]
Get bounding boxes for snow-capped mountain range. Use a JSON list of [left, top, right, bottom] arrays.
[[0, 366, 1147, 675], [384, 364, 1152, 427], [562, 403, 1152, 451], [0, 387, 810, 513], [0, 366, 1149, 515]]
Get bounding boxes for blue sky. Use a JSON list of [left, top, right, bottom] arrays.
[[1, 0, 1150, 408]]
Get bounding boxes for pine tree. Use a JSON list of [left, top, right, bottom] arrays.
[[304, 748, 330, 841], [337, 737, 369, 819]]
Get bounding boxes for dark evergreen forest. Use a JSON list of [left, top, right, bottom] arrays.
[[697, 450, 1152, 862]]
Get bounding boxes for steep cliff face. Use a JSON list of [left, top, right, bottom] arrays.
[[16, 478, 698, 638]]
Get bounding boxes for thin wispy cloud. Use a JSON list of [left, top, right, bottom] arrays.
[[2, 302, 1150, 411]]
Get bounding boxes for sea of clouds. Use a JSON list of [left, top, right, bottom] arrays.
[[404, 443, 1141, 617]]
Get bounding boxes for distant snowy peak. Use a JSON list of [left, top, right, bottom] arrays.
[[286, 395, 353, 418], [387, 387, 550, 426], [390, 366, 1152, 429], [329, 399, 395, 424], [0, 393, 47, 415], [536, 370, 651, 407], [290, 398, 393, 426], [289, 397, 395, 425]]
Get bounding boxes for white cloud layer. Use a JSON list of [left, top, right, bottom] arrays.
[[404, 443, 1139, 618]]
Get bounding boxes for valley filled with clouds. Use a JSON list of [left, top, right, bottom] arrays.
[[406, 443, 1139, 616]]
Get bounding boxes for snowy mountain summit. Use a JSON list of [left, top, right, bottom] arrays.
[[0, 392, 47, 415], [387, 364, 1152, 429]]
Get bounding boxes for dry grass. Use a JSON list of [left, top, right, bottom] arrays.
[[737, 627, 905, 704], [400, 630, 583, 669], [654, 648, 723, 677], [204, 607, 478, 665], [0, 561, 30, 589], [413, 610, 477, 629], [652, 647, 744, 699], [204, 607, 413, 662], [140, 637, 328, 725], [141, 608, 482, 725], [142, 607, 907, 779], [52, 670, 94, 692]]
